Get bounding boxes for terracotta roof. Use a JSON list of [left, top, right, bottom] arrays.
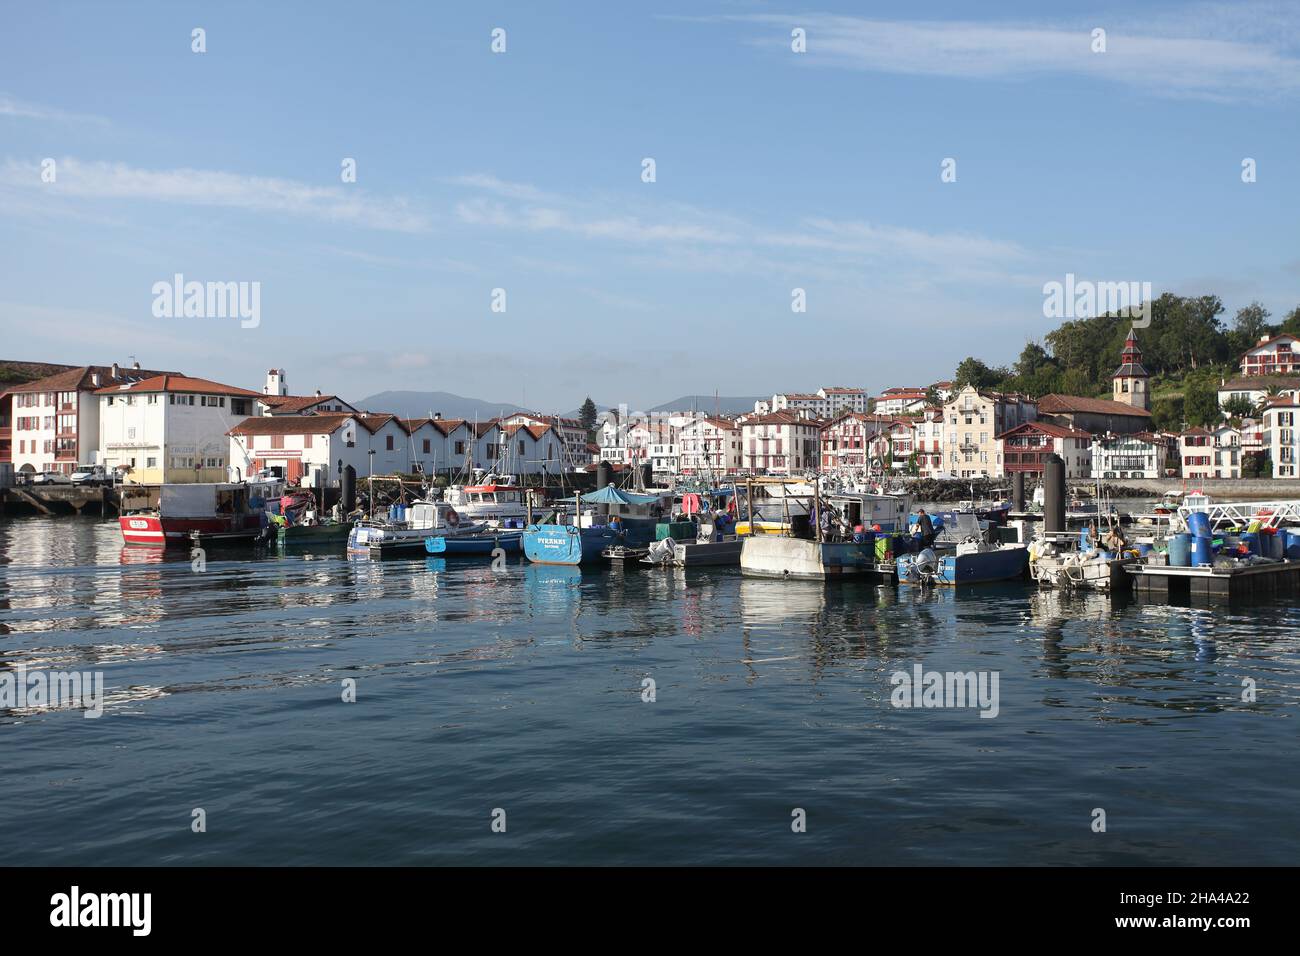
[[401, 417, 469, 436], [95, 373, 257, 396], [821, 386, 866, 394], [228, 414, 358, 437], [1218, 375, 1300, 391], [1037, 393, 1151, 418], [6, 364, 181, 395], [1238, 333, 1300, 362], [1181, 427, 1211, 437], [260, 394, 352, 413], [745, 410, 817, 426], [997, 421, 1093, 440]]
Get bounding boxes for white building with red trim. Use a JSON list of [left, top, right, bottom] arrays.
[[678, 417, 742, 475], [742, 410, 821, 475], [995, 421, 1093, 480], [1239, 333, 1300, 377]]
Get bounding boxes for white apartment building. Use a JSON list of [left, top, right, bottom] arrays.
[[912, 408, 947, 478], [97, 374, 260, 484], [769, 387, 870, 420], [874, 387, 928, 417], [1239, 333, 1300, 377], [3, 362, 177, 477], [1262, 392, 1300, 478], [678, 418, 743, 475], [742, 411, 821, 475]]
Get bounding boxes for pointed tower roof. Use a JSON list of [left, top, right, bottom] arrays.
[[1114, 326, 1149, 378]]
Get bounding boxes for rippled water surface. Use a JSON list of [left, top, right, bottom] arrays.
[[2, 515, 1298, 865]]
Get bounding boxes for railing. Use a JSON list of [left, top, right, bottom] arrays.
[[1178, 500, 1300, 530]]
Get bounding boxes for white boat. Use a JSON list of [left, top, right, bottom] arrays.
[[444, 472, 533, 526], [348, 499, 486, 554], [1028, 533, 1133, 590]]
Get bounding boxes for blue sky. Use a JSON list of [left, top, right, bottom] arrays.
[[2, 0, 1297, 412]]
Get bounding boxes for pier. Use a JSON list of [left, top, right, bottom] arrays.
[[1129, 560, 1300, 603]]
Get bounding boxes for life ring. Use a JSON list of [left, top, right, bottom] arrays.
[[446, 507, 460, 528]]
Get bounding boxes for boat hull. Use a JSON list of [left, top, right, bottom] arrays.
[[673, 538, 744, 567], [276, 523, 352, 547], [899, 546, 1029, 585], [425, 532, 523, 555], [740, 535, 878, 579], [523, 523, 617, 565], [119, 514, 263, 548]]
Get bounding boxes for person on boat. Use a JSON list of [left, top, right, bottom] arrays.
[[916, 509, 936, 549]]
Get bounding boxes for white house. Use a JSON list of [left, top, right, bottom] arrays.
[[649, 442, 679, 476], [1239, 333, 1300, 377], [228, 413, 423, 486], [97, 374, 260, 484], [497, 413, 587, 471], [1262, 392, 1300, 478], [742, 411, 821, 475], [1091, 432, 1171, 480], [678, 418, 742, 475], [874, 387, 928, 416]]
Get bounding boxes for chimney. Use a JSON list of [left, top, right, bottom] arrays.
[[91, 372, 101, 387], [132, 361, 141, 370], [434, 412, 442, 420], [315, 389, 322, 397], [111, 362, 119, 380]]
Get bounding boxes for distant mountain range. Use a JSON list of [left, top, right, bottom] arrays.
[[357, 390, 765, 421], [353, 390, 530, 421]]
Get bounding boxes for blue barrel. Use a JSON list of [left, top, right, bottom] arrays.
[[1168, 533, 1192, 567], [1286, 529, 1300, 560], [1186, 511, 1211, 538], [1138, 542, 1153, 556], [1191, 536, 1214, 566], [1240, 532, 1259, 555]]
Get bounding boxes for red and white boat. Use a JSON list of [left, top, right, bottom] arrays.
[[119, 480, 283, 548]]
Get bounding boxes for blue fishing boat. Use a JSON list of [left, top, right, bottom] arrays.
[[522, 523, 618, 565], [425, 531, 523, 556], [896, 543, 1029, 586]]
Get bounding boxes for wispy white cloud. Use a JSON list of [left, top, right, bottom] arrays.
[[702, 5, 1300, 100], [0, 93, 109, 125], [451, 174, 1034, 284], [0, 157, 431, 232]]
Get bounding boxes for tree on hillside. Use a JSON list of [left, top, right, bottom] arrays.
[[952, 357, 1004, 391], [1233, 301, 1272, 341], [1279, 306, 1300, 337], [579, 397, 598, 435], [1184, 377, 1220, 427]]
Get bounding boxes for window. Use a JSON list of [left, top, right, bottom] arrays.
[[386, 435, 394, 450], [303, 434, 313, 449], [455, 441, 465, 455], [146, 457, 157, 468], [422, 439, 430, 454], [271, 435, 285, 449]]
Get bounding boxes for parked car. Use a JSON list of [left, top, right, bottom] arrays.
[[71, 468, 108, 486], [31, 471, 72, 485]]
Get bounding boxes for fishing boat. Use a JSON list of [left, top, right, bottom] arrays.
[[348, 499, 486, 555], [522, 484, 664, 565], [272, 490, 351, 548], [1027, 532, 1133, 590], [119, 480, 283, 548], [737, 477, 906, 580], [444, 472, 535, 526], [896, 540, 1029, 586], [642, 532, 745, 567], [425, 529, 523, 556]]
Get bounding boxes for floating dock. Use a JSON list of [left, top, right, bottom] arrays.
[[1128, 560, 1300, 602]]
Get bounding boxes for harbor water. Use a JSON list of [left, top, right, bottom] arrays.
[[2, 515, 1299, 865]]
